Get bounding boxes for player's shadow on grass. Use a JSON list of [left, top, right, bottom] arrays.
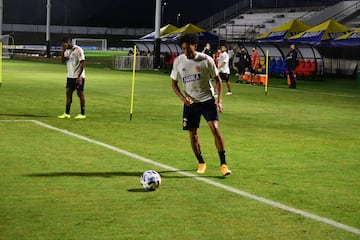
[[24, 170, 195, 179], [127, 188, 156, 192], [24, 170, 227, 193], [24, 169, 226, 180], [24, 171, 145, 178]]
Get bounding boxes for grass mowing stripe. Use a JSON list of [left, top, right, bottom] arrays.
[[2, 119, 360, 236]]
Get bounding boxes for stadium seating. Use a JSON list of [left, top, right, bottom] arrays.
[[292, 59, 317, 79], [302, 60, 317, 79], [165, 53, 178, 69], [273, 58, 283, 75], [269, 57, 276, 74], [279, 60, 287, 76], [294, 59, 305, 76], [271, 58, 287, 76]]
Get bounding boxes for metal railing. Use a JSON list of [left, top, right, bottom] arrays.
[[197, 0, 250, 31], [300, 0, 360, 26], [113, 56, 155, 70], [196, 0, 348, 40]]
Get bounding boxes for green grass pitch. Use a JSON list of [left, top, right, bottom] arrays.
[[0, 57, 359, 239]]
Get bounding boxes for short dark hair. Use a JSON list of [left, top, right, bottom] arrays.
[[61, 37, 72, 44], [179, 33, 198, 46]]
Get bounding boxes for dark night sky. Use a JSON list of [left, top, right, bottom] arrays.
[[4, 0, 243, 28], [4, 0, 324, 28]]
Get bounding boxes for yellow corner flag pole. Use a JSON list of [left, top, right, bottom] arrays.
[[129, 45, 137, 120], [0, 42, 2, 87], [265, 49, 269, 96]]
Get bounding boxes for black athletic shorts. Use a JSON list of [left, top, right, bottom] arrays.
[[182, 99, 219, 130], [219, 72, 229, 82], [66, 77, 85, 91]]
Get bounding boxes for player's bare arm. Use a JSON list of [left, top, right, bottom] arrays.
[[61, 44, 68, 63], [218, 61, 225, 69], [77, 60, 85, 86], [171, 79, 193, 105], [214, 75, 223, 112]]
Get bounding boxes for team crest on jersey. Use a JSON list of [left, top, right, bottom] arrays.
[[196, 66, 201, 72]]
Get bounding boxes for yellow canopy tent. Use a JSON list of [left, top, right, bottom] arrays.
[[288, 19, 350, 46], [257, 19, 311, 41], [140, 24, 179, 39], [161, 23, 219, 45], [162, 23, 206, 38], [332, 28, 360, 47]]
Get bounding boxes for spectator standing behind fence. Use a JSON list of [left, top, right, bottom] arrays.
[[217, 45, 232, 95], [233, 47, 251, 83], [285, 44, 298, 89], [249, 46, 259, 85]]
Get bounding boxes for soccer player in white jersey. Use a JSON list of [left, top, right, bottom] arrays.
[[170, 33, 231, 176], [217, 45, 232, 95], [58, 37, 86, 119]]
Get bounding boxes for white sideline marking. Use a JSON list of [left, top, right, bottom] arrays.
[[2, 119, 359, 235]]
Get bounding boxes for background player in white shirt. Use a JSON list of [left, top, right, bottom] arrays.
[[170, 33, 231, 176], [217, 45, 232, 95], [58, 37, 86, 119]]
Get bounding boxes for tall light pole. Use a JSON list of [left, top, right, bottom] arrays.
[[0, 0, 3, 37], [161, 2, 167, 26], [46, 0, 51, 58], [177, 13, 181, 27], [64, 0, 68, 25], [154, 0, 161, 69]]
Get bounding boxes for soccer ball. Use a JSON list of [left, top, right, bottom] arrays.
[[140, 170, 161, 191]]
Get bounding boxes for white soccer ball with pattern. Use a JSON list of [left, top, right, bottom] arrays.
[[140, 170, 161, 191]]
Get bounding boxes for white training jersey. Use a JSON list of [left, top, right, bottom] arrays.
[[218, 51, 230, 74], [170, 52, 218, 103], [64, 45, 85, 78]]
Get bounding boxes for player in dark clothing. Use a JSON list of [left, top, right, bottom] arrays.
[[285, 44, 298, 89], [234, 47, 251, 83]]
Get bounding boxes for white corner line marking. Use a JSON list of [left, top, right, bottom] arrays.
[[2, 119, 359, 235]]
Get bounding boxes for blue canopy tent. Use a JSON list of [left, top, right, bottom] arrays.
[[331, 29, 360, 48], [161, 23, 219, 46], [256, 19, 311, 42], [140, 24, 179, 40], [288, 20, 350, 46], [134, 23, 219, 54]]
